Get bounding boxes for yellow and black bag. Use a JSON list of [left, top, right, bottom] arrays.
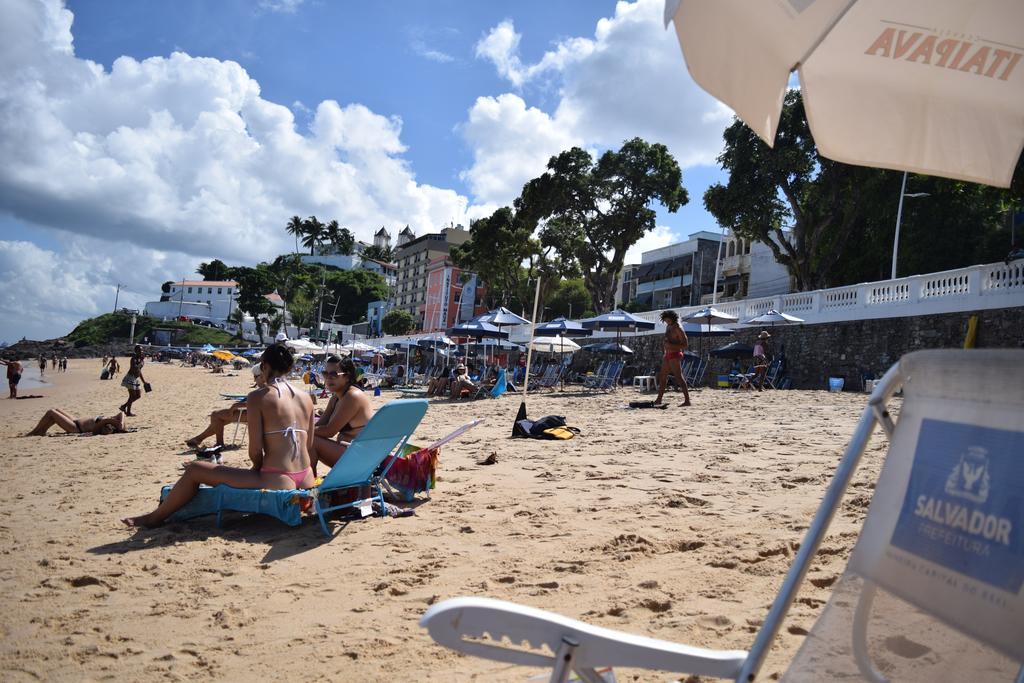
[[542, 426, 581, 440]]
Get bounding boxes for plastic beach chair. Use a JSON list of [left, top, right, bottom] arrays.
[[161, 399, 428, 536], [421, 349, 1024, 681]]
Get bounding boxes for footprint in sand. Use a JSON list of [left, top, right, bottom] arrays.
[[884, 635, 932, 659]]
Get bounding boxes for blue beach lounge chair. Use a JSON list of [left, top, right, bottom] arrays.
[[421, 350, 1024, 681], [161, 399, 428, 536]]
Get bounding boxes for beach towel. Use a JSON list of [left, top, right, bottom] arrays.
[[385, 445, 439, 502], [513, 415, 580, 440], [628, 400, 668, 410]]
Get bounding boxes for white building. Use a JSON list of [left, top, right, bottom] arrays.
[[144, 280, 239, 324], [715, 229, 793, 301]]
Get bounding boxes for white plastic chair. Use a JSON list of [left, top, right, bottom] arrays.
[[421, 349, 1024, 682]]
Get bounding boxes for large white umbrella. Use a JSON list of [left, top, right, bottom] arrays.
[[284, 338, 321, 353], [743, 309, 805, 326], [681, 306, 739, 355], [664, 0, 1024, 188], [528, 336, 581, 354]]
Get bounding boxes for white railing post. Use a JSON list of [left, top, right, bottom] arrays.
[[967, 265, 982, 296]]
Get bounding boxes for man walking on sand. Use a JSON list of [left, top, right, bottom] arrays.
[[2, 358, 23, 398], [654, 310, 691, 407]]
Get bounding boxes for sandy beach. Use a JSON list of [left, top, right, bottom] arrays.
[[0, 358, 891, 681]]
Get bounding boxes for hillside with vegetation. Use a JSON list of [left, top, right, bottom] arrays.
[[67, 313, 234, 347]]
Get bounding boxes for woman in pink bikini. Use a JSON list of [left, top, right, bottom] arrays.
[[654, 309, 691, 407], [123, 344, 316, 528]]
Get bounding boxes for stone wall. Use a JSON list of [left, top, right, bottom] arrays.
[[569, 306, 1024, 390]]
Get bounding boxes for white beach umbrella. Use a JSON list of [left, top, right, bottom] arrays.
[[743, 309, 805, 326], [664, 0, 1024, 188], [527, 336, 581, 354]]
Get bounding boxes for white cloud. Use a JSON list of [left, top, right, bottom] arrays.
[[257, 0, 304, 14], [459, 94, 581, 206], [623, 225, 680, 265], [411, 40, 455, 64], [0, 235, 197, 343], [0, 0, 478, 338], [464, 0, 732, 206]]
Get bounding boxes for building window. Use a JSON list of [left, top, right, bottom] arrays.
[[208, 287, 213, 294], [187, 287, 192, 293], [218, 288, 222, 294]]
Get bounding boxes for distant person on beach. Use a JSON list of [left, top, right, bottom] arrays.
[[753, 331, 772, 391], [426, 366, 452, 397], [26, 409, 126, 436], [60, 357, 68, 372], [119, 345, 147, 416], [655, 310, 691, 407], [38, 355, 46, 378], [50, 354, 57, 370], [2, 359, 22, 398], [185, 364, 265, 449], [123, 344, 316, 528], [311, 356, 372, 476], [450, 363, 476, 399], [108, 357, 120, 376]]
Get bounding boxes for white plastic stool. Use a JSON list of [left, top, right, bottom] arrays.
[[633, 375, 655, 392]]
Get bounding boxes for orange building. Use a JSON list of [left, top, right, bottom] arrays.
[[421, 255, 485, 332]]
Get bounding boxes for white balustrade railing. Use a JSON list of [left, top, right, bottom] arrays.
[[372, 261, 1024, 347]]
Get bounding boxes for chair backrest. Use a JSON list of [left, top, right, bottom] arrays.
[[782, 350, 1023, 681], [319, 399, 428, 490]]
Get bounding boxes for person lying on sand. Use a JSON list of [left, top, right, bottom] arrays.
[[123, 345, 316, 528], [310, 356, 372, 476], [185, 364, 265, 449], [27, 408, 126, 436]]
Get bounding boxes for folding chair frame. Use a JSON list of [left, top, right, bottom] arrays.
[[424, 353, 1019, 682]]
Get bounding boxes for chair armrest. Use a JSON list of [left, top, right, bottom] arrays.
[[421, 597, 747, 678]]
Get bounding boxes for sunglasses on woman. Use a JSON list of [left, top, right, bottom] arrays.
[[323, 370, 346, 379]]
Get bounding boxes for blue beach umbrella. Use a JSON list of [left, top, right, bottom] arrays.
[[581, 309, 655, 357], [477, 306, 530, 327], [534, 316, 593, 338]]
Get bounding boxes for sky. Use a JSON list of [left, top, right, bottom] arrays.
[[0, 0, 735, 343]]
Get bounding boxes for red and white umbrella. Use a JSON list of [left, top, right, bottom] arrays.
[[665, 0, 1024, 187]]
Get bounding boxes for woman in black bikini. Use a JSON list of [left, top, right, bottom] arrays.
[[26, 409, 126, 436], [123, 344, 316, 528], [311, 356, 372, 476]]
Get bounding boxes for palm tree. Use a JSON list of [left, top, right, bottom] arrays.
[[286, 215, 305, 255], [301, 216, 326, 255]]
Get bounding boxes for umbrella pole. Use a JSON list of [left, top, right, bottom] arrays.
[[513, 278, 542, 435]]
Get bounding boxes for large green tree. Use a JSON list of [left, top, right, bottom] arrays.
[[382, 309, 416, 335], [361, 243, 394, 263], [706, 90, 1023, 289], [322, 268, 389, 325], [704, 90, 878, 291], [517, 137, 688, 313], [196, 259, 230, 281]]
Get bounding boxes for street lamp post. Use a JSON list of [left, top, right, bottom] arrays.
[[891, 172, 930, 280]]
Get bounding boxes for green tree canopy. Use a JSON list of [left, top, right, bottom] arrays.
[[517, 137, 688, 312], [361, 243, 394, 263], [706, 90, 1022, 290], [382, 309, 416, 335], [323, 268, 389, 325], [544, 278, 590, 320], [197, 259, 230, 281], [301, 216, 326, 255]]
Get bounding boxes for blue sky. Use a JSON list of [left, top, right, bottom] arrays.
[[0, 0, 732, 342]]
